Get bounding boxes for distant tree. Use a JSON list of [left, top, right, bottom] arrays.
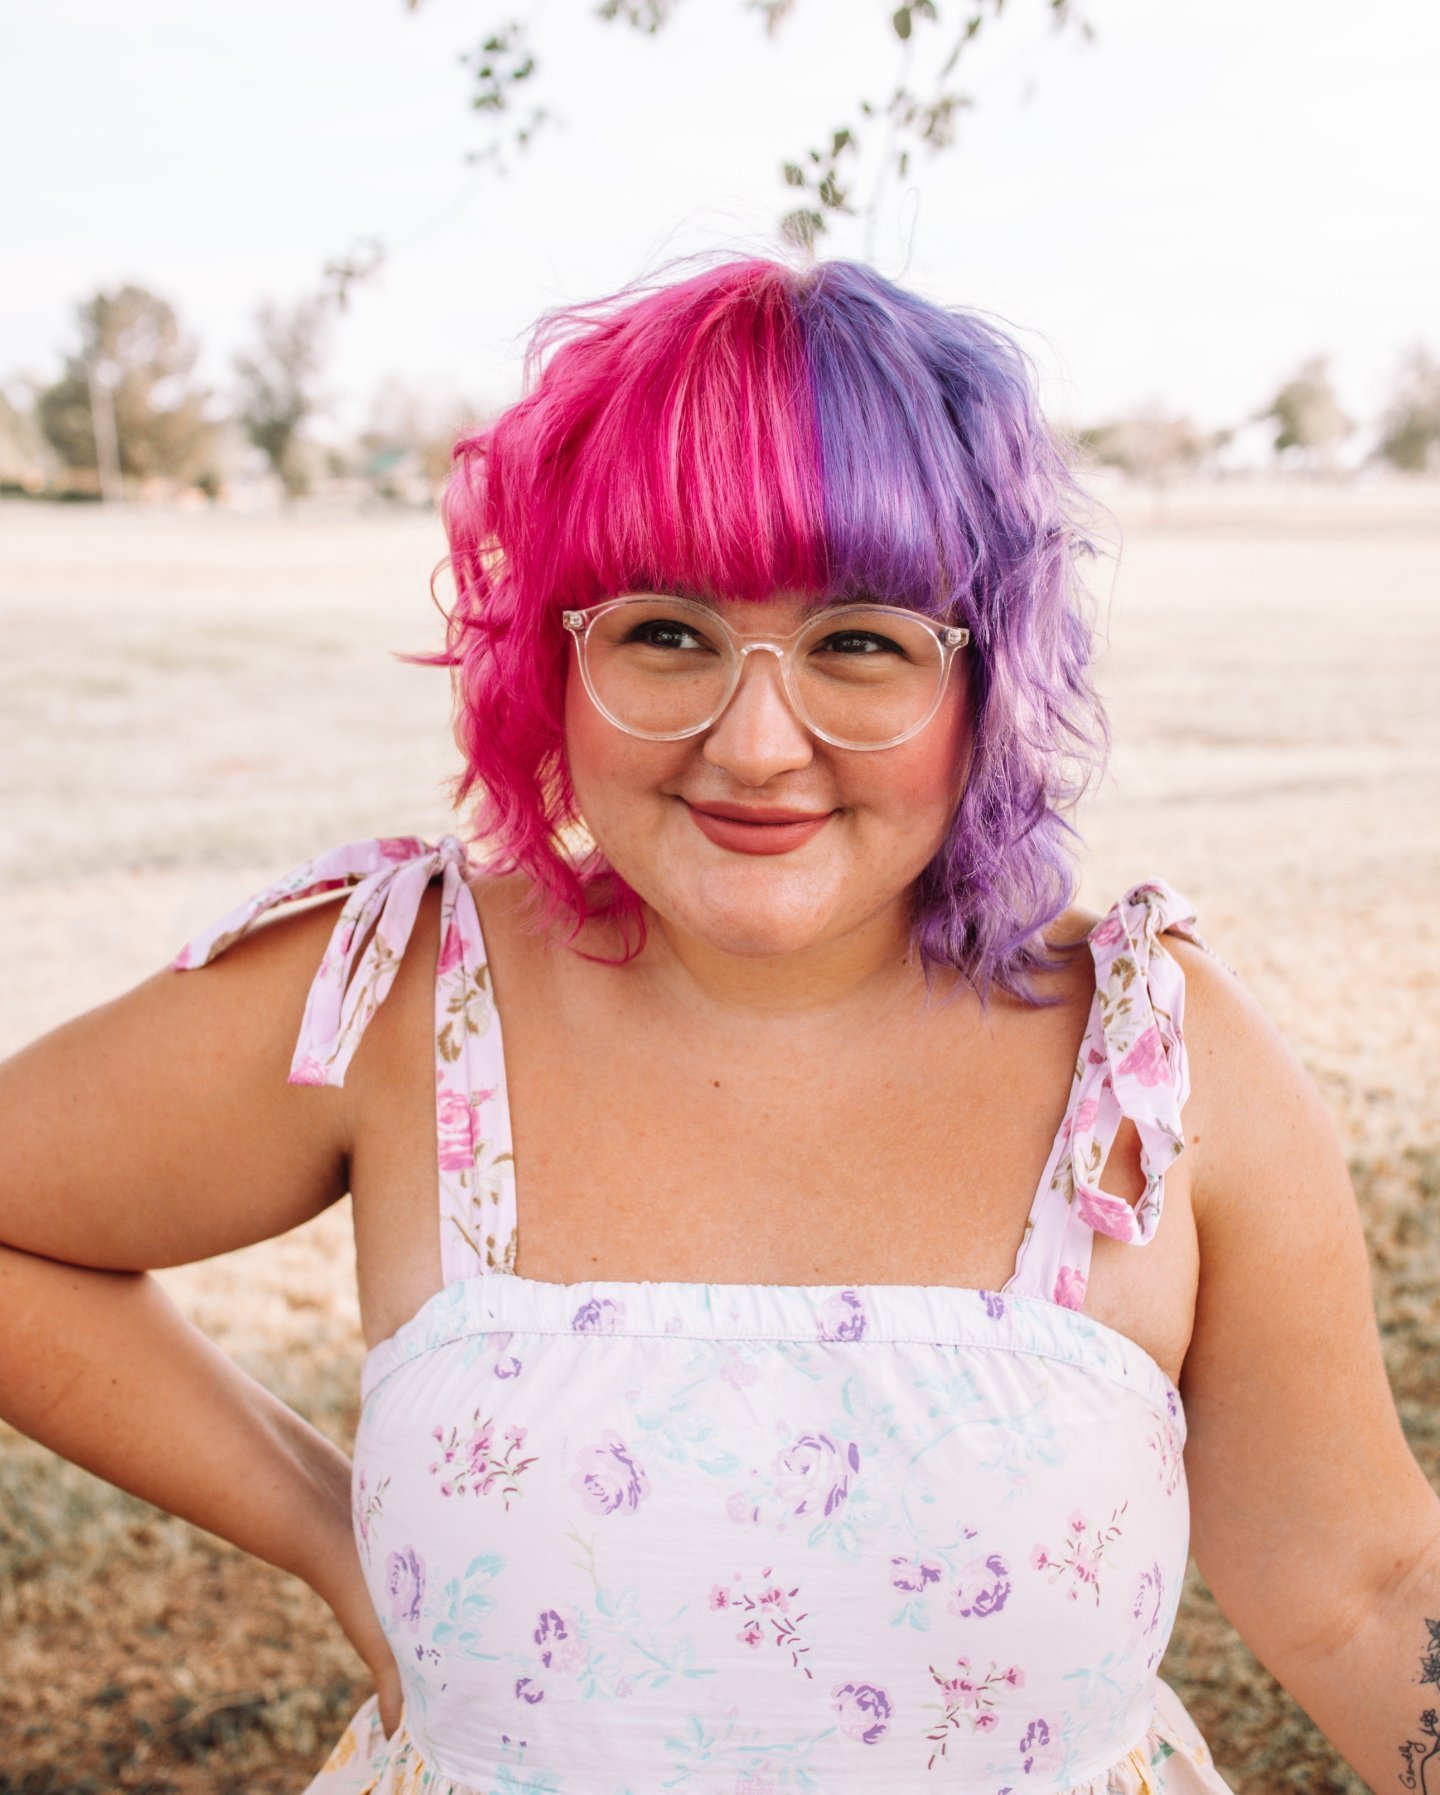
[[35, 285, 216, 491], [0, 377, 55, 491], [1256, 355, 1352, 475], [1076, 409, 1214, 486], [357, 377, 485, 501], [406, 1, 1095, 253], [1375, 346, 1440, 473], [232, 298, 330, 498]]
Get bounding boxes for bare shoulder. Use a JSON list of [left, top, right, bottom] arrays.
[[0, 883, 354, 1268], [1154, 926, 1339, 1236]]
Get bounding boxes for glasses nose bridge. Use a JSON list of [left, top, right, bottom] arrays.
[[734, 637, 789, 666]]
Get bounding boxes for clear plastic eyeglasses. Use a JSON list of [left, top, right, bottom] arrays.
[[561, 595, 970, 752]]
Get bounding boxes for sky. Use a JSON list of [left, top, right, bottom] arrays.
[[4, 0, 1436, 454]]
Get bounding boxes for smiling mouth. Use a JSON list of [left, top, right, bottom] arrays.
[[682, 800, 836, 856]]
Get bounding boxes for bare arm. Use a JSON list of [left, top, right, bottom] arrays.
[[1174, 935, 1440, 1790], [0, 891, 401, 1733]]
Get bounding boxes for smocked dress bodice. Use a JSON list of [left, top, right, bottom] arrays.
[[175, 837, 1234, 1795]]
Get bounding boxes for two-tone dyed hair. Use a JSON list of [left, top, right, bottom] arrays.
[[419, 254, 1112, 1010]]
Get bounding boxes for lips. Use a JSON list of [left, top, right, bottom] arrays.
[[683, 800, 835, 857]]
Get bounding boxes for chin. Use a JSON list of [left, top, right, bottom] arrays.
[[660, 867, 845, 958]]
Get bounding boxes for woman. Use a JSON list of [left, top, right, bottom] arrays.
[[1, 255, 1434, 1795]]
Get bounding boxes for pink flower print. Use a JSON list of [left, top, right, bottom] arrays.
[[1148, 1421, 1183, 1496], [832, 1681, 892, 1744], [1116, 1022, 1167, 1088], [378, 835, 425, 862], [435, 1083, 483, 1172], [890, 1555, 943, 1593], [1052, 1265, 1087, 1310], [948, 1553, 1011, 1619], [436, 915, 465, 976], [570, 1296, 626, 1334], [1072, 1095, 1100, 1135], [289, 1055, 331, 1087], [773, 1431, 860, 1519], [1033, 1502, 1127, 1605], [615, 1675, 634, 1698], [925, 1658, 1020, 1766], [1075, 1180, 1140, 1240], [429, 1408, 537, 1504], [734, 1777, 775, 1795], [572, 1431, 650, 1515], [386, 1546, 426, 1635], [720, 1354, 760, 1389], [719, 1567, 814, 1675], [352, 1470, 390, 1561], [1090, 914, 1126, 949], [817, 1289, 867, 1342]]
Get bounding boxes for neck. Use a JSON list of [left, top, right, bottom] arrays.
[[630, 893, 945, 1025]]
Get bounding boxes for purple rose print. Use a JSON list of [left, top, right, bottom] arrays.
[[1020, 1717, 1060, 1775], [948, 1552, 1011, 1619], [773, 1431, 860, 1519], [385, 1545, 426, 1635], [571, 1431, 650, 1514], [890, 1555, 943, 1593], [832, 1680, 892, 1744], [534, 1606, 587, 1674], [570, 1296, 626, 1334], [1132, 1561, 1166, 1668], [817, 1289, 867, 1342], [978, 1290, 1006, 1321], [514, 1674, 545, 1704]]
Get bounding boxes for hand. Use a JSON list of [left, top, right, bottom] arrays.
[[320, 1544, 404, 1741], [293, 1449, 406, 1743]]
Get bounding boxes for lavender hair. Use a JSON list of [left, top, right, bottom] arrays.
[[412, 253, 1113, 1011]]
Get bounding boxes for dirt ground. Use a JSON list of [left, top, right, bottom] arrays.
[[1, 482, 1437, 1792]]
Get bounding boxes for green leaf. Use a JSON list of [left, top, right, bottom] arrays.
[[892, 6, 912, 39], [832, 127, 852, 154], [782, 162, 805, 187]]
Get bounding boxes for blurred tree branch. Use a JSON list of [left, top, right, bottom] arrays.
[[400, 0, 1094, 252]]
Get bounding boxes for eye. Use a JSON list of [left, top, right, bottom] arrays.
[[624, 617, 713, 652], [812, 628, 907, 657]]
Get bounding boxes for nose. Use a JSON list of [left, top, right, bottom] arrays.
[[700, 645, 815, 784]]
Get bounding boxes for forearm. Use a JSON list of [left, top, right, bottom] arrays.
[[1273, 1532, 1440, 1792], [0, 1241, 353, 1592]]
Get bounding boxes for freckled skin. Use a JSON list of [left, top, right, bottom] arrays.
[[563, 595, 974, 977]]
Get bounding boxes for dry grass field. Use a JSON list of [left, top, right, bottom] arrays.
[[1, 483, 1438, 1792]]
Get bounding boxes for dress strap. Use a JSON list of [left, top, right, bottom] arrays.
[[172, 835, 516, 1285], [1002, 877, 1218, 1312]]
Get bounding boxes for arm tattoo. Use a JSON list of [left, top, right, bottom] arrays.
[[1399, 1618, 1440, 1791]]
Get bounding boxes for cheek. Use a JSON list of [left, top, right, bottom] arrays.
[[564, 664, 682, 833], [862, 684, 972, 832]]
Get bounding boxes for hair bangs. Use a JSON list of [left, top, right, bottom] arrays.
[[514, 259, 827, 610]]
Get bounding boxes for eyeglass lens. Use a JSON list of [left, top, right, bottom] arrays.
[[580, 599, 947, 747]]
